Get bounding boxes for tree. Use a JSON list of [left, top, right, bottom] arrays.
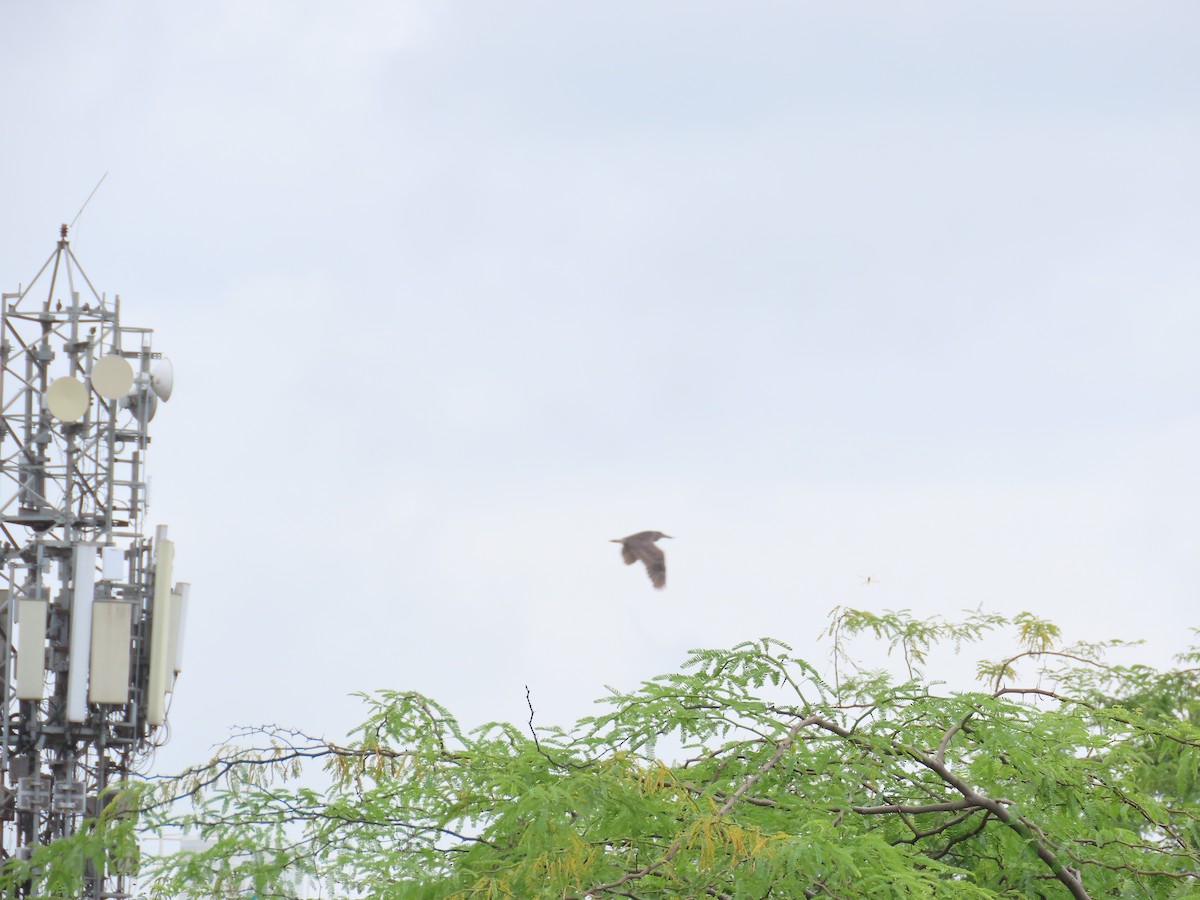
[[10, 608, 1200, 898]]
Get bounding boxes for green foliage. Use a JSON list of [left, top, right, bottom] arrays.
[[12, 609, 1200, 898], [0, 785, 142, 900]]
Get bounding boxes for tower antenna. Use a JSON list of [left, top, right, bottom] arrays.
[[69, 171, 109, 232], [0, 228, 187, 898]]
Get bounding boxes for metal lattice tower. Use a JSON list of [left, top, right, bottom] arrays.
[[0, 226, 186, 897]]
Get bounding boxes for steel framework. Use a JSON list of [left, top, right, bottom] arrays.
[[0, 226, 185, 897]]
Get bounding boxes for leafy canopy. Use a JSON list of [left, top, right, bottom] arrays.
[[11, 608, 1200, 899]]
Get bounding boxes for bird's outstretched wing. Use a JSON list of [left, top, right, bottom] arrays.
[[620, 543, 636, 565], [632, 541, 666, 589]]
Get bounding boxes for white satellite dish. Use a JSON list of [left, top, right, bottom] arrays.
[[92, 355, 134, 400], [122, 389, 157, 423], [150, 358, 174, 402], [46, 376, 89, 422]]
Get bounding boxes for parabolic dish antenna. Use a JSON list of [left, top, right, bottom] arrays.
[[122, 389, 157, 423], [46, 376, 89, 422], [92, 355, 135, 399], [151, 357, 173, 401]]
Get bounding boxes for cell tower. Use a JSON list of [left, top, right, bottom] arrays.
[[0, 226, 186, 897]]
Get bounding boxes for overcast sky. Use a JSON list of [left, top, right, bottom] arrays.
[[1, 2, 1197, 773]]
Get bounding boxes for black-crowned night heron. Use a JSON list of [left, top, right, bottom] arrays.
[[611, 531, 672, 589]]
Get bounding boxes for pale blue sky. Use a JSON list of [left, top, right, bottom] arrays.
[[1, 2, 1197, 770]]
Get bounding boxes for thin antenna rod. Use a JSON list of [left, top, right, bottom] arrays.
[[69, 171, 109, 230]]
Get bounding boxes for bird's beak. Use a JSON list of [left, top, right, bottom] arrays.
[[662, 534, 673, 539], [609, 539, 621, 543]]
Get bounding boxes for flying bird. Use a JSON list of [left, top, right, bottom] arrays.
[[611, 531, 672, 589]]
